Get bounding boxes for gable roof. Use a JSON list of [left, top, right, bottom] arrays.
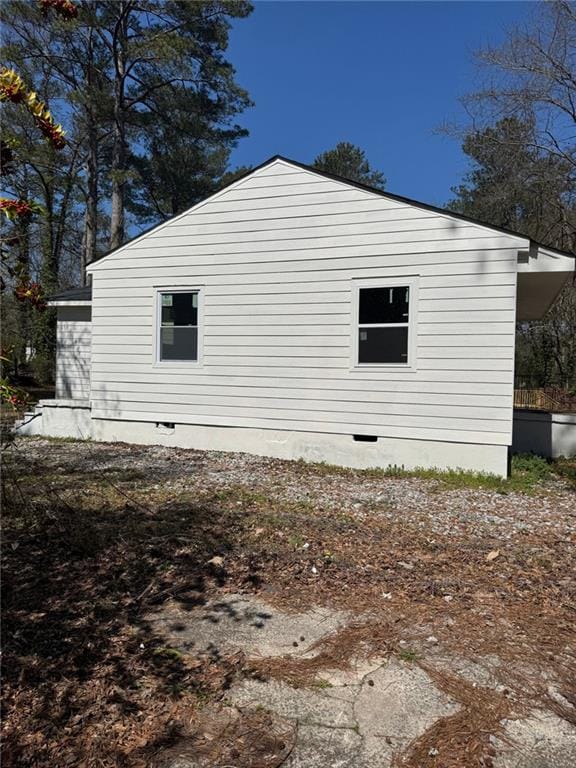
[[48, 286, 92, 306], [87, 155, 575, 271]]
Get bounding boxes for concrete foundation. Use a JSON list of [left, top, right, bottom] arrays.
[[513, 409, 576, 458], [16, 400, 92, 440], [16, 402, 510, 476], [92, 418, 510, 475]]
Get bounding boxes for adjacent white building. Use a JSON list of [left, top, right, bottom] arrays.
[[20, 157, 575, 474]]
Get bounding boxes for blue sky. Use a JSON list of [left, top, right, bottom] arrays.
[[227, 1, 535, 207]]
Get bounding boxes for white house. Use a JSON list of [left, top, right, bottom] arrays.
[[19, 157, 575, 475]]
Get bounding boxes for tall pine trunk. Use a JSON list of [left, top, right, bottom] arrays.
[[33, 173, 58, 386], [109, 1, 128, 251], [15, 215, 31, 376], [83, 119, 98, 280], [82, 26, 99, 281]]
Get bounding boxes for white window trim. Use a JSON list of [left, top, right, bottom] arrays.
[[350, 276, 419, 371], [153, 286, 204, 367]]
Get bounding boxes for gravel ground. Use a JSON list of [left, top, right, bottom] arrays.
[[16, 436, 576, 539]]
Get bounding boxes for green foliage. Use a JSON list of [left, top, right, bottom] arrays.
[[398, 649, 418, 663], [449, 117, 574, 245], [313, 142, 386, 189], [1, 0, 254, 388], [121, 1, 254, 225], [1, 1, 254, 249], [510, 453, 552, 482], [296, 453, 569, 495], [554, 458, 576, 490], [215, 164, 254, 191], [449, 116, 576, 390], [381, 454, 558, 494], [451, 3, 576, 390], [515, 285, 576, 390]]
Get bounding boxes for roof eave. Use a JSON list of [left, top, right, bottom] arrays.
[[48, 299, 92, 307]]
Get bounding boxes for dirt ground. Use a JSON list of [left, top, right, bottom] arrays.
[[2, 437, 575, 767]]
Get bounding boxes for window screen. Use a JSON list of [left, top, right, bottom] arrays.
[[159, 291, 199, 361], [358, 286, 410, 364]]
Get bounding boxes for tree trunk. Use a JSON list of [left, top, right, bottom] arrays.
[[54, 147, 79, 283], [82, 26, 99, 281], [15, 215, 31, 374], [109, 105, 125, 250], [109, 2, 128, 251], [83, 119, 98, 280], [33, 178, 58, 386]]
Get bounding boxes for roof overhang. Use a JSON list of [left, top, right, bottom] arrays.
[[48, 299, 92, 307], [516, 243, 574, 321], [47, 286, 92, 307]]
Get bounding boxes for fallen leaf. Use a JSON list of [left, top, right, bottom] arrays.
[[486, 550, 500, 562], [207, 556, 224, 567]]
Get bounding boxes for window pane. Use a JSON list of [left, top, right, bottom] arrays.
[[160, 326, 198, 361], [161, 292, 198, 326], [358, 326, 408, 364], [359, 286, 409, 325]]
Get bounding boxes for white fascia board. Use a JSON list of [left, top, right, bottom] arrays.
[[518, 243, 576, 274], [48, 300, 92, 307]]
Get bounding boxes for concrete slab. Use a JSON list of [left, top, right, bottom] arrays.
[[354, 658, 459, 763], [494, 712, 576, 768], [285, 724, 363, 768], [148, 594, 576, 768], [229, 678, 357, 729], [146, 594, 350, 658], [227, 659, 459, 768]]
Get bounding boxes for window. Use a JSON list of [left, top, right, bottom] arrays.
[[157, 290, 200, 362], [354, 279, 416, 366]]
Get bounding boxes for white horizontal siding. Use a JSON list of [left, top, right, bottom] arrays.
[[126, 221, 494, 251], [89, 392, 508, 421], [56, 307, 91, 400], [89, 380, 510, 406], [90, 331, 514, 346], [88, 159, 524, 446], [89, 398, 508, 431], [93, 239, 520, 271], [92, 259, 518, 286]]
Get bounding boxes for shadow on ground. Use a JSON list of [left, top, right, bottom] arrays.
[[2, 439, 576, 768], [1, 448, 268, 766]]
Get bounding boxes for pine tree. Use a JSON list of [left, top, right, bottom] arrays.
[[313, 142, 386, 189]]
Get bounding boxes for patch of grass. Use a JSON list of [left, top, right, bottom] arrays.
[[294, 459, 354, 478], [288, 534, 305, 548], [311, 678, 333, 689], [22, 434, 92, 444], [553, 456, 576, 490], [511, 453, 552, 481], [297, 453, 566, 495], [398, 649, 419, 663], [153, 647, 184, 661]]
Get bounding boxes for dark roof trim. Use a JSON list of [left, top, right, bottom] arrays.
[[48, 286, 92, 302], [273, 156, 575, 257], [87, 154, 576, 268]]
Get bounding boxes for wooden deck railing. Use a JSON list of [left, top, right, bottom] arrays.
[[513, 388, 576, 412]]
